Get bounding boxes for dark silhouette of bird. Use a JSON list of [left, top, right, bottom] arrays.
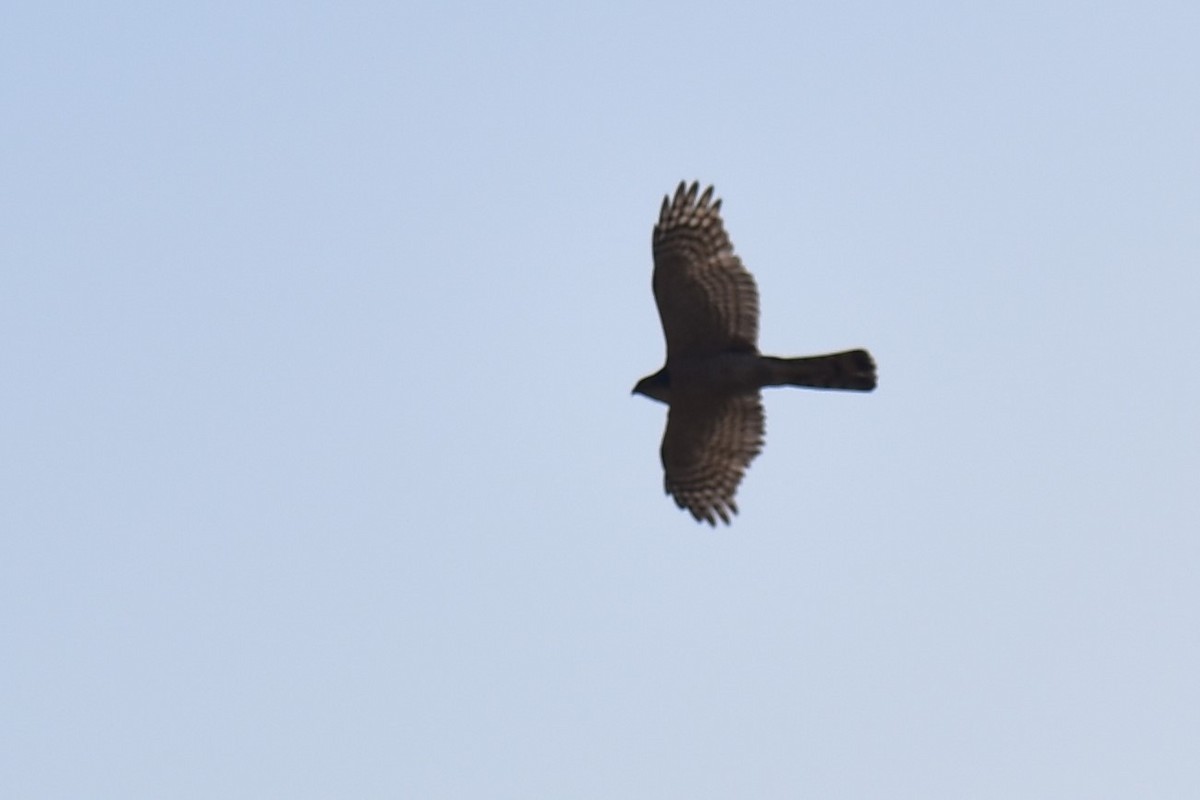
[[633, 181, 876, 525]]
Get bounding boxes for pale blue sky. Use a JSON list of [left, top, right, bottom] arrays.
[[3, 2, 1199, 798]]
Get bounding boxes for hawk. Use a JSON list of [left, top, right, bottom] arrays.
[[633, 181, 876, 525]]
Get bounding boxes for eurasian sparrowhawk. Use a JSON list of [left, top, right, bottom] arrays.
[[633, 182, 876, 525]]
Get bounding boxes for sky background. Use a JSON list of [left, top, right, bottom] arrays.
[[3, 2, 1199, 798]]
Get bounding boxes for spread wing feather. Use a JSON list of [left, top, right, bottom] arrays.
[[661, 392, 765, 525], [651, 182, 760, 358]]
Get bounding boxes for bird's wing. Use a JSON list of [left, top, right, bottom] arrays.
[[660, 391, 765, 525], [652, 182, 760, 358]]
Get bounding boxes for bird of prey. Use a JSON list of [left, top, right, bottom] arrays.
[[633, 181, 876, 525]]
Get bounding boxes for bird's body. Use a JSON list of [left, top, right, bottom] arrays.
[[636, 350, 876, 405], [633, 182, 876, 525], [636, 352, 765, 403]]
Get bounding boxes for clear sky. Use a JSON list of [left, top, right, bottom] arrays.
[[3, 2, 1198, 798]]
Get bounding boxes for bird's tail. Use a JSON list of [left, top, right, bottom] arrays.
[[762, 349, 876, 391]]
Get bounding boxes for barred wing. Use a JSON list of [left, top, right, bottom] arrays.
[[661, 392, 765, 525], [652, 182, 760, 358]]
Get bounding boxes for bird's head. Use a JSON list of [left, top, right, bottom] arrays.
[[632, 367, 671, 404]]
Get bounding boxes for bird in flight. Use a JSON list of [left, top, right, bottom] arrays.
[[633, 181, 876, 525]]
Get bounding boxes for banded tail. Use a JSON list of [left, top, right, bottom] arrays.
[[762, 349, 876, 392]]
